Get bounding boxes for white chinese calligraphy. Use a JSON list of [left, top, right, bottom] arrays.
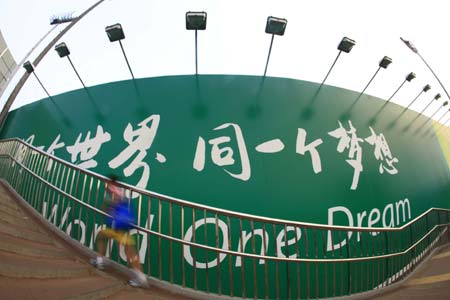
[[193, 123, 251, 181], [365, 127, 398, 175], [108, 115, 163, 196], [255, 139, 285, 153], [329, 121, 363, 190], [23, 118, 399, 192], [66, 125, 111, 169], [296, 128, 323, 174]]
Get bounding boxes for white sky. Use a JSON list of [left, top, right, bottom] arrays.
[[1, 0, 450, 121]]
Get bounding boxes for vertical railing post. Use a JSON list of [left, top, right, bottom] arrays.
[[447, 211, 450, 242], [384, 231, 389, 286], [345, 231, 351, 295]]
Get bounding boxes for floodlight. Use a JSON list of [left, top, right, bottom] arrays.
[[23, 61, 34, 73], [406, 72, 416, 82], [349, 55, 393, 108], [55, 42, 70, 58], [186, 12, 207, 30], [374, 71, 417, 118], [314, 36, 356, 101], [105, 23, 135, 80], [105, 23, 125, 42], [23, 61, 53, 99], [379, 56, 392, 69], [265, 16, 287, 36], [337, 37, 355, 53], [423, 84, 431, 92]]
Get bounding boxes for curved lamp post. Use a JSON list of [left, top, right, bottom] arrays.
[[0, 0, 106, 129], [401, 37, 450, 102]]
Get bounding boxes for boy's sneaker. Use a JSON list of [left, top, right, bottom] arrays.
[[128, 270, 147, 288], [90, 256, 106, 270]]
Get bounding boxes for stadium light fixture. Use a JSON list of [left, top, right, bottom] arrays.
[[263, 16, 287, 76], [379, 56, 392, 69], [372, 72, 417, 119], [186, 11, 207, 30], [321, 37, 355, 87], [407, 93, 441, 128], [23, 61, 53, 100], [55, 42, 89, 91], [349, 56, 393, 109], [186, 11, 207, 75], [391, 85, 431, 124], [105, 23, 135, 79], [417, 100, 448, 132]]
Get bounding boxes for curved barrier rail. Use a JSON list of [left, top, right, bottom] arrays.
[[0, 138, 449, 299]]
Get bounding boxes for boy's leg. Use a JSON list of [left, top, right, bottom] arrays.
[[123, 233, 147, 287], [92, 228, 114, 269], [96, 230, 107, 256]]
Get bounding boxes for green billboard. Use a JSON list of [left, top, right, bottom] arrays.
[[1, 75, 450, 298]]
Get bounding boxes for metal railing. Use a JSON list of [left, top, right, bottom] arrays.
[[0, 137, 449, 300]]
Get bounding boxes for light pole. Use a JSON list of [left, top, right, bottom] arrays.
[[55, 42, 87, 89], [393, 84, 431, 123], [309, 37, 355, 104], [435, 111, 450, 132], [401, 37, 450, 102], [54, 42, 101, 115], [406, 93, 441, 128], [186, 11, 207, 75], [105, 24, 135, 79], [23, 61, 70, 124], [22, 61, 53, 101], [263, 16, 287, 77], [105, 23, 143, 101], [321, 37, 356, 86], [372, 72, 415, 118], [348, 56, 392, 111], [424, 107, 450, 136], [416, 100, 448, 132], [435, 108, 450, 125]]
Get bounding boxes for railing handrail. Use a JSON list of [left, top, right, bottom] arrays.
[[3, 137, 450, 232], [4, 148, 450, 264], [2, 137, 450, 299]]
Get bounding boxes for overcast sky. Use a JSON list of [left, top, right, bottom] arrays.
[[1, 0, 450, 121]]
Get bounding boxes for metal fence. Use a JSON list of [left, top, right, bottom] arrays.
[[0, 138, 449, 300]]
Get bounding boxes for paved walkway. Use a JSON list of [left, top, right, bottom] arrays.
[[366, 245, 450, 300]]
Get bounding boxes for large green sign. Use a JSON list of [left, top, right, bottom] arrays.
[[1, 75, 450, 298]]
